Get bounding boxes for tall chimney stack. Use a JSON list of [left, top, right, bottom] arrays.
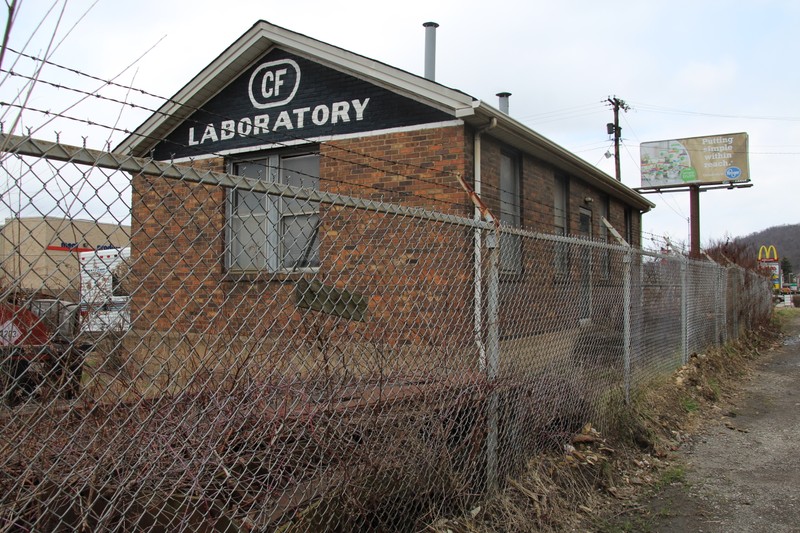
[[497, 92, 511, 114], [423, 22, 439, 81]]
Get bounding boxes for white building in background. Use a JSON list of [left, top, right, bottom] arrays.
[[0, 217, 129, 300]]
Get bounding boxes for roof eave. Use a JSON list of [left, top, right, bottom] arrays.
[[255, 22, 475, 113], [465, 102, 654, 212]]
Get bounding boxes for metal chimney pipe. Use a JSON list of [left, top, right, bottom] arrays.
[[423, 22, 439, 81], [496, 92, 511, 114]]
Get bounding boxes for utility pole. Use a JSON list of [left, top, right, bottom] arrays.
[[606, 97, 630, 181]]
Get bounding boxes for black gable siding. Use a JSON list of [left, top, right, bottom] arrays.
[[153, 49, 453, 160]]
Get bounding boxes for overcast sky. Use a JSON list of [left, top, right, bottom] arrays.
[[2, 0, 799, 250]]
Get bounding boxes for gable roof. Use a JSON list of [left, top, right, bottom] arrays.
[[116, 20, 653, 212]]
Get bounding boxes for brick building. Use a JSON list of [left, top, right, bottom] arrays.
[[117, 21, 653, 369]]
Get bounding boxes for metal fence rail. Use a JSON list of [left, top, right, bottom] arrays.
[[0, 135, 773, 531]]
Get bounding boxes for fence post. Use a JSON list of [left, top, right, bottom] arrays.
[[719, 267, 727, 345], [681, 258, 689, 364], [713, 266, 720, 348], [475, 229, 486, 371], [485, 230, 500, 493], [623, 250, 632, 404], [733, 268, 740, 340]]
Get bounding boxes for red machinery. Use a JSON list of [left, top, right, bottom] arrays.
[[0, 300, 83, 406]]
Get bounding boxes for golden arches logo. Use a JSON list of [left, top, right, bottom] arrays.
[[758, 245, 778, 262]]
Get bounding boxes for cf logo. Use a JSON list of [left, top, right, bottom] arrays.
[[248, 59, 301, 109]]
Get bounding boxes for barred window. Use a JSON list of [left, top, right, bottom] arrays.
[[624, 207, 633, 246], [227, 152, 320, 272], [499, 152, 522, 273], [553, 175, 569, 274], [600, 195, 611, 279]]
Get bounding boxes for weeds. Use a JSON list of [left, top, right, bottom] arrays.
[[657, 465, 687, 488], [680, 396, 700, 413], [433, 312, 784, 533], [775, 307, 800, 327], [707, 378, 721, 401]]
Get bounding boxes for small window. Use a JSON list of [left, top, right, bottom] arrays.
[[624, 207, 633, 246], [553, 175, 569, 274], [227, 151, 320, 272], [554, 175, 568, 235], [499, 152, 522, 273], [578, 207, 593, 319], [579, 207, 592, 236]]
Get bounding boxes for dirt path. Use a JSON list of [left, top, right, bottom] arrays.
[[650, 311, 800, 532]]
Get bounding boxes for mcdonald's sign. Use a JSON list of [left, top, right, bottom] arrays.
[[758, 245, 781, 290], [758, 245, 779, 262]]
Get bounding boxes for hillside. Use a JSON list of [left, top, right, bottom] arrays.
[[736, 223, 800, 274]]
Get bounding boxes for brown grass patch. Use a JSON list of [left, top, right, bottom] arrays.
[[423, 317, 783, 532]]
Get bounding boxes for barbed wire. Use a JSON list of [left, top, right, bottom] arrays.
[[1, 48, 642, 221], [1, 52, 664, 244], [0, 101, 476, 214], [0, 95, 574, 233], [1, 50, 470, 196]]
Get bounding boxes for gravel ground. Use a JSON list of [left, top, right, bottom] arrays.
[[651, 311, 800, 532]]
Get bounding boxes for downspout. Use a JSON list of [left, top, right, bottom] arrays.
[[474, 117, 497, 371]]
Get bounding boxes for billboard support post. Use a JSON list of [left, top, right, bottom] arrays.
[[690, 185, 701, 259]]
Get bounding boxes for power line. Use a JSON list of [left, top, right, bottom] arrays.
[[515, 102, 600, 121], [629, 100, 800, 122], [1, 49, 664, 232]]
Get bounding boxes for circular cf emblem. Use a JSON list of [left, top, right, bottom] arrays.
[[248, 59, 301, 110]]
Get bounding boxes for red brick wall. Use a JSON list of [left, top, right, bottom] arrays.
[[316, 125, 474, 349], [474, 134, 638, 336], [131, 157, 233, 334], [320, 125, 470, 215], [130, 126, 475, 354], [130, 124, 643, 356]]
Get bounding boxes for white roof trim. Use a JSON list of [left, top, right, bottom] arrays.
[[167, 120, 465, 164], [115, 21, 650, 211], [117, 21, 475, 156], [255, 22, 475, 112]]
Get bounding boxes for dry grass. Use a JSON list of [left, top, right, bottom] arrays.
[[2, 306, 781, 532], [420, 316, 783, 533], [428, 450, 614, 532]]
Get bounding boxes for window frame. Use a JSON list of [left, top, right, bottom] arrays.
[[624, 207, 633, 246], [225, 148, 321, 274], [553, 174, 568, 236], [578, 206, 593, 319], [600, 195, 611, 280], [553, 174, 570, 276], [499, 150, 523, 275]]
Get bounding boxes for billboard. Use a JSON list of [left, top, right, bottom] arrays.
[[640, 132, 749, 188]]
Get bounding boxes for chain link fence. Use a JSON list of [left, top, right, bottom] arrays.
[[0, 134, 772, 531]]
